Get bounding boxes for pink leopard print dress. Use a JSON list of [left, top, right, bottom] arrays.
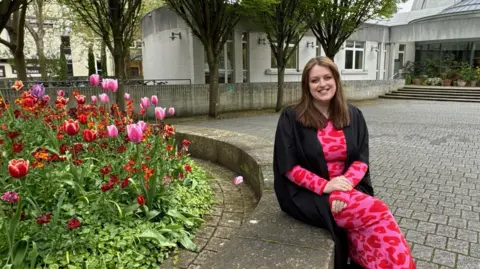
[[286, 120, 416, 269]]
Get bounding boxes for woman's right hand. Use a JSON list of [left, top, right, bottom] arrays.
[[323, 176, 353, 194]]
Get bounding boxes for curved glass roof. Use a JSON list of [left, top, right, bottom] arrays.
[[439, 0, 480, 15]]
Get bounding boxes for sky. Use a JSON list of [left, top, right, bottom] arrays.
[[396, 0, 414, 13]]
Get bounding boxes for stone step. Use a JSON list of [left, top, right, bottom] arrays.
[[387, 91, 480, 97], [398, 88, 480, 94], [379, 95, 480, 103], [403, 85, 480, 91]]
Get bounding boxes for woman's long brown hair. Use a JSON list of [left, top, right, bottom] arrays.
[[293, 56, 350, 130]]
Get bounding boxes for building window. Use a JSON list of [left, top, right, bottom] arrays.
[[345, 41, 365, 70], [0, 66, 5, 77], [398, 44, 405, 68], [242, 32, 249, 82], [271, 43, 297, 69], [205, 33, 234, 83], [61, 36, 73, 76]]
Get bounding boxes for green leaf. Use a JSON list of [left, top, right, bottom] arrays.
[[30, 241, 38, 269], [179, 232, 196, 251], [124, 204, 139, 216], [13, 238, 29, 266], [107, 200, 123, 217], [166, 209, 193, 226], [53, 190, 66, 225], [146, 210, 161, 221], [137, 230, 176, 247], [2, 265, 12, 269], [78, 196, 90, 204]]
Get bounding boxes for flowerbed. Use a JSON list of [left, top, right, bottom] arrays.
[[0, 78, 214, 268]]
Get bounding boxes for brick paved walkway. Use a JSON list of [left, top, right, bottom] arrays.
[[180, 99, 480, 269]]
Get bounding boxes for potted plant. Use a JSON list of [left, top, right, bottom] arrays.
[[458, 62, 474, 87]]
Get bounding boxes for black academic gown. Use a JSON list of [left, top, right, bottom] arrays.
[[273, 104, 374, 269]]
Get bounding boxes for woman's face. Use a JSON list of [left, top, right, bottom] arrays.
[[308, 64, 337, 104]]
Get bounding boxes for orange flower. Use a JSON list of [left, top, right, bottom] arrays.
[[11, 80, 23, 91]]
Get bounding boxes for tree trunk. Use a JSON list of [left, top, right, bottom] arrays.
[[208, 63, 220, 118], [325, 45, 337, 62], [206, 47, 220, 118], [101, 42, 108, 76], [124, 47, 130, 79], [113, 43, 126, 111], [276, 67, 285, 112], [14, 49, 27, 81], [275, 49, 286, 112], [37, 38, 48, 80], [36, 0, 47, 80], [10, 4, 27, 81]]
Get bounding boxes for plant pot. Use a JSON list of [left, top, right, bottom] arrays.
[[442, 79, 452, 86], [470, 80, 478, 87], [457, 80, 467, 87], [412, 78, 423, 85]]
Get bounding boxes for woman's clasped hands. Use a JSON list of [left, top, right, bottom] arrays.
[[324, 175, 353, 214]]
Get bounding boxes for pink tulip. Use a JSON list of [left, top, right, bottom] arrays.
[[124, 93, 130, 100], [155, 107, 166, 120], [101, 79, 118, 92], [98, 93, 109, 104], [127, 123, 143, 143], [233, 176, 243, 185], [91, 95, 97, 103], [89, 74, 100, 86], [151, 95, 158, 105], [42, 95, 50, 102], [107, 125, 118, 138], [168, 107, 175, 116], [140, 97, 150, 109], [137, 121, 147, 132], [57, 90, 64, 97]]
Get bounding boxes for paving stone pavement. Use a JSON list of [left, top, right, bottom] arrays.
[[180, 99, 480, 269], [162, 158, 259, 269]]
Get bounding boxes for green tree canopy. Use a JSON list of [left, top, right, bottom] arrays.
[[310, 0, 406, 60]]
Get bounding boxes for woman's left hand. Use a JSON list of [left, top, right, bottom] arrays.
[[331, 200, 347, 214]]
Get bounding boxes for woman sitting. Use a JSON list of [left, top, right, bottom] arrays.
[[273, 56, 416, 269]]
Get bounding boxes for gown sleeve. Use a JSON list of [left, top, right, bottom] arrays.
[[355, 108, 369, 168], [274, 107, 299, 175], [285, 165, 329, 195]]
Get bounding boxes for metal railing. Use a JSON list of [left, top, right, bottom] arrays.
[[0, 78, 192, 89]]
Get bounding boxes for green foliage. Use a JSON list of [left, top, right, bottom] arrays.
[[0, 83, 214, 267], [242, 0, 309, 68], [310, 0, 407, 58], [88, 45, 96, 76]]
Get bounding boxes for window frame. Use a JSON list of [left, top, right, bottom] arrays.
[[270, 42, 298, 70], [344, 40, 365, 71]]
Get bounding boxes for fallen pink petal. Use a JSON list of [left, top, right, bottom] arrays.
[[233, 176, 243, 185]]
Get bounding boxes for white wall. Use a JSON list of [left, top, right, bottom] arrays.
[[142, 27, 192, 84], [391, 16, 480, 43]]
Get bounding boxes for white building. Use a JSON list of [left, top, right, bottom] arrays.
[[0, 2, 116, 80], [141, 0, 479, 84]]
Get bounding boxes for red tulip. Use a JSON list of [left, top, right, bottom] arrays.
[[82, 129, 97, 142], [68, 217, 81, 230], [137, 194, 146, 206], [78, 114, 88, 125], [75, 94, 86, 105], [63, 119, 79, 136], [8, 159, 29, 178]]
